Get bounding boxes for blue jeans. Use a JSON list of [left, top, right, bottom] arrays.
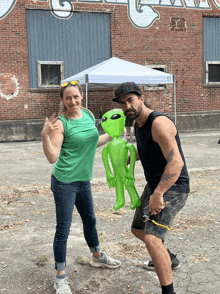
[[51, 175, 101, 271]]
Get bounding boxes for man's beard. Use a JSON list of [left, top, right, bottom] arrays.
[[125, 104, 142, 119]]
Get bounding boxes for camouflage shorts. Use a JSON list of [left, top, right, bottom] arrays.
[[131, 184, 189, 241]]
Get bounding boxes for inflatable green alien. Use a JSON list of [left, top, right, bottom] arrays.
[[101, 109, 141, 211]]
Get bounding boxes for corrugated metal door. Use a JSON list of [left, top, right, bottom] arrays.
[[26, 10, 111, 88], [203, 17, 220, 83]]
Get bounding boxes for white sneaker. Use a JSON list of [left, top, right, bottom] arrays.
[[54, 276, 72, 294], [90, 251, 121, 269]]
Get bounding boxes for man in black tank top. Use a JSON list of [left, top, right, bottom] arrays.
[[113, 82, 190, 294]]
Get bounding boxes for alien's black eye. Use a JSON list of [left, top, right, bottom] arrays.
[[110, 114, 121, 120], [101, 117, 107, 122]]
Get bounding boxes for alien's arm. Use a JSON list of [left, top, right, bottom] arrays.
[[124, 144, 137, 186], [102, 146, 116, 188], [126, 144, 136, 173], [127, 147, 140, 165]]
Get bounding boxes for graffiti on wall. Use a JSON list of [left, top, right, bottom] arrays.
[[48, 0, 215, 28], [0, 0, 219, 28], [0, 0, 17, 20], [0, 74, 20, 101]]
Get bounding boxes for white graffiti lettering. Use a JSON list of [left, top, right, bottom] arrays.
[[172, 0, 184, 7], [50, 0, 73, 18], [141, 0, 211, 8], [105, 0, 128, 3], [0, 0, 214, 28], [48, 0, 212, 27], [181, 0, 196, 8], [128, 0, 159, 28], [79, 0, 102, 2], [160, 0, 172, 6], [0, 0, 17, 20], [213, 0, 220, 9], [199, 0, 211, 9], [140, 0, 163, 5]]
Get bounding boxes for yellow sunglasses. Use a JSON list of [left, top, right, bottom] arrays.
[[60, 80, 79, 88]]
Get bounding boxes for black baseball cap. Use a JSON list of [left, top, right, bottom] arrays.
[[113, 82, 142, 103]]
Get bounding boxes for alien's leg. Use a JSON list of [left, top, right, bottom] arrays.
[[114, 178, 125, 211], [125, 184, 141, 210]]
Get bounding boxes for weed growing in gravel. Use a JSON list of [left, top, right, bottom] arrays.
[[98, 231, 106, 243], [76, 255, 90, 265], [35, 254, 48, 266]]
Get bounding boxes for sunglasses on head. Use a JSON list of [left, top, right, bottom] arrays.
[[60, 80, 79, 88]]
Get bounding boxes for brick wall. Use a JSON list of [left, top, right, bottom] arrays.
[[1, 0, 220, 123]]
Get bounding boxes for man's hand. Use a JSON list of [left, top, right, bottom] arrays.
[[127, 148, 140, 166], [149, 192, 165, 215]]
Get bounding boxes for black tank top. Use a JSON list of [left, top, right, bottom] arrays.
[[135, 111, 190, 193]]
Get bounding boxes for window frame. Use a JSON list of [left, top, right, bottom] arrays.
[[144, 64, 167, 91], [37, 61, 64, 88], [205, 61, 220, 85]]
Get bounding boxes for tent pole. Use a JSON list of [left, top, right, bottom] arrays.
[[173, 75, 176, 125], [86, 82, 88, 109], [85, 74, 89, 109]]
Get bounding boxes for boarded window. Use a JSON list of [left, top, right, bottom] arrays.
[[41, 65, 60, 86], [207, 63, 220, 83], [203, 18, 220, 84], [26, 10, 111, 89], [144, 65, 167, 90], [37, 61, 64, 88]]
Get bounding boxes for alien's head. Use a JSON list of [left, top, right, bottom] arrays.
[[101, 109, 126, 138]]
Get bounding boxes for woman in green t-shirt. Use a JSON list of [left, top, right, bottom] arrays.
[[41, 81, 121, 294]]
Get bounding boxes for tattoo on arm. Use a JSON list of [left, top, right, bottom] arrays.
[[161, 172, 177, 182], [167, 149, 174, 163], [160, 149, 177, 183]]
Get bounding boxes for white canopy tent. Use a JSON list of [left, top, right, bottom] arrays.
[[62, 57, 176, 123]]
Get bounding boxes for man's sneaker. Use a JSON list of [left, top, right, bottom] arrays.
[[90, 251, 121, 269], [54, 276, 72, 294], [143, 248, 180, 271]]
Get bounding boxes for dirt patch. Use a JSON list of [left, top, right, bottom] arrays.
[[0, 184, 52, 205], [0, 220, 24, 231], [171, 213, 217, 235], [91, 184, 114, 193], [116, 242, 149, 259], [193, 253, 210, 264], [94, 207, 128, 220], [31, 208, 48, 215], [189, 170, 220, 195]]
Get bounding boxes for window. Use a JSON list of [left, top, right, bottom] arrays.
[[144, 65, 167, 90], [37, 61, 64, 88], [203, 18, 220, 84], [206, 62, 220, 84], [26, 10, 111, 89]]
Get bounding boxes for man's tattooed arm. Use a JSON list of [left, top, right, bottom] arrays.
[[160, 149, 177, 183], [161, 172, 177, 182]]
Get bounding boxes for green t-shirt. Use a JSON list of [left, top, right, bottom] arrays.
[[53, 109, 99, 183]]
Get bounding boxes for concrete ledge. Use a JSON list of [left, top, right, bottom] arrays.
[[1, 111, 220, 141], [0, 119, 45, 142], [167, 111, 220, 132], [0, 119, 105, 142]]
